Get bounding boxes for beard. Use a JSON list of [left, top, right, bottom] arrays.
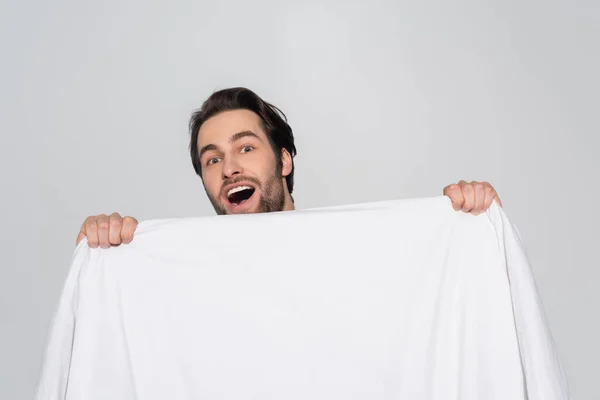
[[207, 167, 285, 215]]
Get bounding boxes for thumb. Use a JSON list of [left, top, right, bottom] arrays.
[[494, 195, 503, 207], [76, 229, 86, 245]]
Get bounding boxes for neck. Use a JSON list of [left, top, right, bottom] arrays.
[[281, 179, 295, 211], [282, 191, 295, 211]]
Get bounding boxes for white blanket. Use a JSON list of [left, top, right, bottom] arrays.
[[35, 196, 570, 399]]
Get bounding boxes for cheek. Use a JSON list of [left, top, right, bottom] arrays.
[[201, 168, 222, 198], [248, 152, 277, 178]]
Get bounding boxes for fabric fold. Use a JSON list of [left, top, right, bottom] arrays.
[[35, 196, 570, 400]]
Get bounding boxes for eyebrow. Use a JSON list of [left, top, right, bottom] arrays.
[[199, 130, 263, 160], [230, 130, 261, 143]]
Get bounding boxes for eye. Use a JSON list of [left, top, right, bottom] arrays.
[[206, 157, 221, 166], [240, 145, 254, 154]]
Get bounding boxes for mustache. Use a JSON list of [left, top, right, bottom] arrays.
[[221, 176, 262, 192]]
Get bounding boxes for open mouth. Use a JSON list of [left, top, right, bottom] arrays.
[[226, 185, 256, 206]]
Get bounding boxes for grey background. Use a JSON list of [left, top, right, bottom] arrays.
[[1, 0, 598, 398]]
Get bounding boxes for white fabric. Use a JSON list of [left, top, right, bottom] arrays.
[[36, 196, 570, 399]]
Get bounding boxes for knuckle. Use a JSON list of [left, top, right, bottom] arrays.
[[123, 216, 138, 225], [85, 220, 97, 230], [109, 217, 123, 229], [96, 214, 109, 225]]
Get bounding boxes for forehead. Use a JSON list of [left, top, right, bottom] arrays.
[[198, 109, 266, 147]]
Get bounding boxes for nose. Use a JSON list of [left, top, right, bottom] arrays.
[[222, 156, 243, 180]]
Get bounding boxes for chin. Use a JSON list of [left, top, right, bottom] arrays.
[[224, 205, 258, 215]]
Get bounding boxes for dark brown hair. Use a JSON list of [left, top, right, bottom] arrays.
[[189, 87, 297, 194]]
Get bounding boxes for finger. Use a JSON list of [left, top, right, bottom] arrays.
[[443, 184, 464, 211], [472, 182, 486, 215], [121, 216, 139, 244], [96, 214, 111, 249], [108, 213, 123, 246], [84, 216, 99, 248], [460, 181, 475, 212], [482, 183, 497, 212]]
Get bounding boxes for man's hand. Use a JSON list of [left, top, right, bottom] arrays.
[[76, 213, 139, 248], [443, 180, 502, 215]]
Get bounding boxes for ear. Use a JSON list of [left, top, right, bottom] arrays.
[[281, 148, 293, 177]]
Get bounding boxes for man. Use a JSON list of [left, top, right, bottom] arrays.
[[76, 87, 502, 248]]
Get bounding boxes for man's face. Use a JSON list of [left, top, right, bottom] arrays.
[[197, 109, 291, 215]]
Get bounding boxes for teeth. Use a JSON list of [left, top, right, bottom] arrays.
[[227, 185, 253, 197]]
